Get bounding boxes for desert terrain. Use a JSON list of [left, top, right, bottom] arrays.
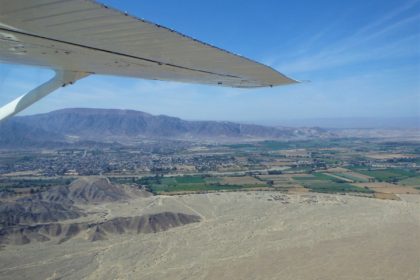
[[1, 188, 419, 280], [1, 112, 419, 279]]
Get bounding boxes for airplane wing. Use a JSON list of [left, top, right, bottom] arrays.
[[0, 0, 297, 121]]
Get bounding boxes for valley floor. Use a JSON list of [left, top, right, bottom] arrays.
[[1, 192, 419, 280]]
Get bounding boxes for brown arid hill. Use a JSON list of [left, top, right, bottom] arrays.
[[0, 200, 83, 227], [34, 177, 131, 204], [0, 177, 199, 248], [0, 212, 201, 246], [25, 177, 150, 206], [0, 177, 151, 227]]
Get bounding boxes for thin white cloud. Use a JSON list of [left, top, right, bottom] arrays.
[[273, 1, 420, 74]]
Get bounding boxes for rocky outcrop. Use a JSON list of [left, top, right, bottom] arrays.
[[0, 212, 201, 245], [35, 177, 130, 204], [0, 177, 174, 247], [0, 200, 83, 227], [0, 177, 150, 228]]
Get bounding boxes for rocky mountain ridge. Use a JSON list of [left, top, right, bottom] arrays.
[[0, 212, 200, 245], [0, 108, 334, 147], [0, 177, 200, 246]]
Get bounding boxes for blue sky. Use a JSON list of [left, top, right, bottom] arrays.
[[0, 0, 419, 127]]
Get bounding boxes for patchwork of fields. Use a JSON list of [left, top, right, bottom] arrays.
[[2, 166, 417, 199], [110, 166, 420, 198]]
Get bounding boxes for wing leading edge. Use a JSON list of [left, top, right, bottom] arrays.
[[0, 0, 297, 121], [0, 0, 297, 87]]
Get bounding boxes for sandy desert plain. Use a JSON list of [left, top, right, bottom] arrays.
[[1, 189, 419, 280], [1, 137, 419, 279]]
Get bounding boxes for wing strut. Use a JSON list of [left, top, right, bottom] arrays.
[[0, 69, 89, 121]]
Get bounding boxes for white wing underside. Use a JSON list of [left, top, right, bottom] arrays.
[[0, 0, 297, 121], [0, 0, 296, 88]]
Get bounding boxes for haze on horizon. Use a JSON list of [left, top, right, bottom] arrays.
[[0, 0, 419, 128]]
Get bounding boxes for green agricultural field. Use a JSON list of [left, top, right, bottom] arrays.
[[353, 168, 417, 182], [259, 141, 296, 150], [292, 172, 372, 194], [398, 176, 420, 187], [292, 175, 317, 181], [293, 173, 346, 182], [204, 177, 223, 184], [140, 175, 269, 194], [301, 181, 373, 194], [285, 167, 313, 173], [175, 176, 206, 184], [333, 173, 369, 183]]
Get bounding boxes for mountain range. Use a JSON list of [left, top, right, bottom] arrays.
[[0, 108, 333, 147]]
